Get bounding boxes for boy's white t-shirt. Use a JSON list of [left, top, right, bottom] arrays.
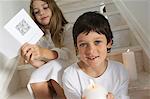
[[62, 60, 129, 99]]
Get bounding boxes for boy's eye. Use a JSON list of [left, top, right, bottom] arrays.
[[94, 40, 102, 45], [79, 43, 87, 48]]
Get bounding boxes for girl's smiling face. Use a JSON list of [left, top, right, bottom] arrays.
[[77, 31, 111, 68], [32, 0, 52, 25]]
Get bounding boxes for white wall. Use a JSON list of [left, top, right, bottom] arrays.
[[121, 0, 149, 41], [148, 1, 150, 41], [0, 0, 30, 98], [0, 0, 30, 69], [0, 0, 30, 59]]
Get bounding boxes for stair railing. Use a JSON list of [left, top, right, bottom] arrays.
[[112, 0, 150, 60]]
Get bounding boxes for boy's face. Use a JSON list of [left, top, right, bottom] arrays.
[[77, 31, 111, 67]]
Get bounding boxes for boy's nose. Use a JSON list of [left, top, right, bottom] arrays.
[[86, 45, 96, 54]]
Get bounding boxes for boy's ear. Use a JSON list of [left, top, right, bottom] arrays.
[[75, 47, 79, 56], [107, 40, 113, 49], [107, 40, 113, 53]]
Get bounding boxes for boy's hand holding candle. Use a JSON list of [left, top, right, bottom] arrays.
[[83, 79, 108, 99]]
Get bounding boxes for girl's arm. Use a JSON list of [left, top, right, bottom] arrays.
[[20, 43, 55, 68]]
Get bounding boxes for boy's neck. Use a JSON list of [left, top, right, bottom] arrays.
[[78, 59, 108, 78]]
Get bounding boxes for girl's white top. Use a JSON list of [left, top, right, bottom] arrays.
[[27, 24, 77, 99]]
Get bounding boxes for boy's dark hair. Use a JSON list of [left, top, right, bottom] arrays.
[[73, 11, 113, 53]]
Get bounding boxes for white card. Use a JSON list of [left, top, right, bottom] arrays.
[[4, 9, 44, 44], [3, 9, 44, 59]]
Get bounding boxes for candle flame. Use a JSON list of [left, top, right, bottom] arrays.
[[127, 49, 130, 52]]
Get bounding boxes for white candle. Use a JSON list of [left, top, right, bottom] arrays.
[[122, 49, 137, 81], [83, 80, 108, 99]]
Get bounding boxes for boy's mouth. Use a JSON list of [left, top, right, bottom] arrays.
[[86, 56, 100, 60]]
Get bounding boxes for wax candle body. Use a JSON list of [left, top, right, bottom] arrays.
[[83, 84, 108, 99], [122, 50, 137, 81]]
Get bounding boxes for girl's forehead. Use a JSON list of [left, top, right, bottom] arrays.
[[32, 0, 47, 7]]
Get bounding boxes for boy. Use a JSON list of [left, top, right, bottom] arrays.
[[62, 11, 129, 99]]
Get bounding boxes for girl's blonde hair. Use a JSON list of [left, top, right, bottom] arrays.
[[30, 0, 68, 48]]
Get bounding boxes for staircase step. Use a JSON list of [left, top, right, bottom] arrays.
[[112, 25, 129, 32], [128, 72, 150, 99], [108, 46, 144, 73], [129, 72, 150, 91], [57, 0, 82, 6], [108, 13, 127, 28], [57, 0, 113, 9], [59, 0, 103, 14], [57, 0, 119, 24], [109, 45, 142, 55], [105, 1, 118, 12], [112, 28, 131, 49], [104, 0, 113, 4], [61, 1, 125, 27], [7, 88, 32, 99], [104, 11, 119, 16]]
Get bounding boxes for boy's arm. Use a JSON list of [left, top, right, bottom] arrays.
[[62, 70, 81, 99], [63, 82, 81, 99], [116, 69, 130, 99], [116, 79, 129, 99]]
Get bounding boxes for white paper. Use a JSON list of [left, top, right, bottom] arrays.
[[3, 9, 44, 59]]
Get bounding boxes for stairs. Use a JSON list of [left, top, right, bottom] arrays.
[[7, 89, 31, 99], [7, 0, 150, 99]]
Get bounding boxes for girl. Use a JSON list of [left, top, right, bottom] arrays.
[[20, 0, 76, 99]]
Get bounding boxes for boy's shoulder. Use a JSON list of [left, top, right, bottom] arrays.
[[109, 60, 128, 76], [63, 62, 81, 83], [64, 62, 78, 75], [109, 60, 125, 69]]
